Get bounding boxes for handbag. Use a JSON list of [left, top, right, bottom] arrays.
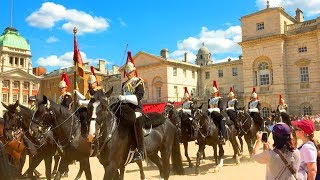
[[274, 148, 297, 180]]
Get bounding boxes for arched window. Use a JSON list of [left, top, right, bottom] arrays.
[[303, 106, 312, 116], [261, 107, 270, 118], [200, 55, 203, 59], [258, 62, 270, 85]]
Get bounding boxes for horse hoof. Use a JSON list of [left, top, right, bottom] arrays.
[[54, 172, 61, 180], [236, 157, 241, 164], [195, 168, 200, 175]]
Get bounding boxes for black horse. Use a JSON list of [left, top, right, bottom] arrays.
[[31, 96, 93, 180], [0, 141, 19, 180], [236, 109, 272, 155], [271, 110, 292, 126], [163, 103, 197, 167], [87, 88, 184, 180], [192, 105, 240, 174]]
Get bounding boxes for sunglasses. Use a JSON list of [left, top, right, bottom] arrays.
[[294, 128, 302, 131]]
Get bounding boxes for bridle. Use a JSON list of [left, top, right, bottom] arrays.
[[237, 110, 252, 134], [193, 109, 210, 138]]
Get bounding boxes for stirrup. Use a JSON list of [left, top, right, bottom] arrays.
[[131, 151, 144, 163]]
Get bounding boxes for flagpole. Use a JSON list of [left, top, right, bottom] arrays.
[[73, 27, 77, 111]]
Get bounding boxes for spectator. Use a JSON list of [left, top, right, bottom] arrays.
[[253, 123, 300, 180], [292, 120, 317, 180]]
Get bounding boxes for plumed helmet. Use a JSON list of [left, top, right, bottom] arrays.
[[59, 72, 70, 89], [279, 95, 284, 104], [28, 96, 36, 101], [211, 80, 219, 96], [251, 88, 258, 99], [228, 87, 235, 97], [88, 66, 97, 85], [183, 87, 190, 100], [124, 51, 138, 77]]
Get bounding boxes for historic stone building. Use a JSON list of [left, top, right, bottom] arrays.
[[0, 27, 41, 116], [240, 6, 320, 116]]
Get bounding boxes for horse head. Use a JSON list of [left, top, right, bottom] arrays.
[[2, 101, 22, 141], [191, 104, 205, 131], [163, 102, 175, 118]]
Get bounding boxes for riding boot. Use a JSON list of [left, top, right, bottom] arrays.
[[132, 117, 144, 162], [219, 118, 226, 145]]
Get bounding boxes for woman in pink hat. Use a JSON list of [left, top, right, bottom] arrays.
[[292, 120, 318, 180]]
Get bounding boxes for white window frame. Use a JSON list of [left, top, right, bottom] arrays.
[[156, 87, 161, 98], [173, 67, 177, 76], [218, 70, 223, 78], [232, 67, 238, 76], [23, 82, 29, 90], [183, 69, 187, 78], [2, 94, 8, 103], [174, 86, 178, 96], [192, 71, 195, 79], [300, 66, 309, 83], [205, 72, 210, 79], [12, 94, 18, 102], [13, 81, 19, 89], [258, 62, 270, 86], [2, 81, 8, 88], [23, 94, 28, 104]]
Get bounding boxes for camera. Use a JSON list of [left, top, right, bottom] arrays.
[[262, 132, 268, 143]]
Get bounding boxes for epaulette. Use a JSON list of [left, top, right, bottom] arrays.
[[94, 86, 103, 91], [133, 78, 144, 89]]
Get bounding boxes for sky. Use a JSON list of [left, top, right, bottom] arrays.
[[1, 0, 320, 72]]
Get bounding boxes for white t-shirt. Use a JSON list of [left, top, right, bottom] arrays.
[[298, 141, 317, 179]]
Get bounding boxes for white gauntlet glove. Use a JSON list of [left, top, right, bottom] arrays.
[[118, 95, 138, 105]]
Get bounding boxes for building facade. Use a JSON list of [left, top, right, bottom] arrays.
[[0, 27, 41, 117]]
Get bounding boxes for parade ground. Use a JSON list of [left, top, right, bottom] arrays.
[[23, 131, 319, 180]]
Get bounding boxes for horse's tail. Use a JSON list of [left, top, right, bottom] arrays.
[[171, 128, 184, 175]]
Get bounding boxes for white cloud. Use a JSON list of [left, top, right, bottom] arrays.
[[37, 51, 110, 69], [256, 0, 320, 17], [26, 2, 109, 35], [213, 56, 239, 63], [46, 36, 59, 43], [170, 26, 242, 62], [117, 18, 127, 27]]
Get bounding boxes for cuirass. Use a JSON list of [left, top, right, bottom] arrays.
[[249, 100, 259, 109], [209, 97, 220, 108]]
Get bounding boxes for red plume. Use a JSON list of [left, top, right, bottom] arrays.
[[213, 80, 218, 88], [61, 72, 70, 89], [90, 66, 98, 85], [229, 87, 233, 92], [184, 87, 189, 94], [252, 88, 256, 93], [123, 51, 138, 77], [279, 95, 282, 104]]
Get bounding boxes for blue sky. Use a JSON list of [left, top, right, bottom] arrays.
[[1, 0, 319, 72]]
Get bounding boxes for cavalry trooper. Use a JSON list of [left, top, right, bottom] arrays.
[[277, 95, 290, 125], [226, 87, 239, 132], [248, 88, 264, 131], [74, 66, 104, 142], [58, 72, 73, 110], [28, 96, 37, 111], [208, 80, 226, 145], [181, 87, 193, 117], [118, 51, 145, 162]]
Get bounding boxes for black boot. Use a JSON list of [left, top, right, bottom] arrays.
[[132, 117, 144, 163]]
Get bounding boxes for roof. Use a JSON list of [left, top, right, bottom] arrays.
[[0, 27, 30, 51], [143, 101, 183, 113], [241, 7, 297, 23], [198, 46, 210, 55]]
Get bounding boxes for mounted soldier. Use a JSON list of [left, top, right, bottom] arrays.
[[226, 87, 239, 133], [208, 80, 226, 145], [58, 72, 73, 110], [74, 66, 104, 142], [118, 51, 145, 162], [248, 88, 264, 131], [28, 96, 37, 111], [277, 95, 290, 125], [181, 87, 193, 117]]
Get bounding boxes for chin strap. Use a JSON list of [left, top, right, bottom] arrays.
[[124, 95, 138, 105]]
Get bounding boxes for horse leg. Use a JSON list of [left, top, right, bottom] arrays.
[[213, 145, 219, 172], [54, 157, 71, 180], [136, 160, 145, 180], [52, 154, 60, 176], [183, 142, 192, 167], [244, 134, 253, 155], [44, 155, 53, 180], [238, 136, 243, 155], [149, 154, 164, 178], [230, 133, 241, 164], [75, 164, 83, 180], [195, 143, 205, 175], [103, 164, 117, 180], [80, 158, 92, 180], [119, 167, 125, 180], [218, 144, 224, 168], [24, 154, 43, 178], [160, 148, 171, 180]]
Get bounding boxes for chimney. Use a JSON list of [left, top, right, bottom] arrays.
[[239, 54, 243, 60], [228, 58, 232, 62], [160, 49, 169, 59], [295, 8, 304, 23], [184, 52, 188, 62], [98, 59, 106, 73], [112, 65, 119, 74]]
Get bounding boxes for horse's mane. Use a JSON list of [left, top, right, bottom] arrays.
[[42, 98, 76, 120]]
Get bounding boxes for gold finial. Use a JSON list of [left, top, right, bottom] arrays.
[[267, 1, 270, 8], [73, 27, 77, 35]]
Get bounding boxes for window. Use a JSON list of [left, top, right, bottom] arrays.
[[20, 58, 24, 66], [200, 55, 203, 59], [205, 72, 210, 79], [218, 70, 223, 78], [232, 68, 238, 76], [298, 47, 307, 53], [300, 67, 309, 83], [13, 94, 18, 102], [2, 94, 7, 103], [174, 86, 178, 95], [192, 71, 195, 79], [23, 82, 29, 90], [33, 83, 37, 90], [257, 22, 264, 30], [262, 107, 270, 118], [258, 62, 270, 85], [192, 88, 196, 95], [173, 67, 177, 76], [2, 81, 8, 88], [9, 57, 13, 65], [303, 106, 312, 116], [13, 81, 19, 89], [156, 87, 161, 98], [15, 57, 18, 65], [23, 95, 28, 104], [183, 69, 186, 77]]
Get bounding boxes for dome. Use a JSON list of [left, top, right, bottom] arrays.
[[0, 27, 30, 51], [198, 45, 209, 55]]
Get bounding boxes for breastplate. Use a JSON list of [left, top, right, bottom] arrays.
[[228, 99, 236, 107], [209, 97, 220, 108], [249, 101, 259, 109], [183, 101, 191, 109]]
